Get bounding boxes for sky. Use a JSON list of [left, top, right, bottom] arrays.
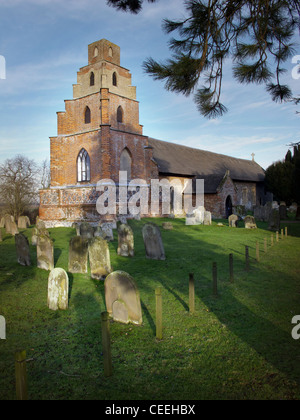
[[0, 0, 299, 171]]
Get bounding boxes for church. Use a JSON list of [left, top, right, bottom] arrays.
[[39, 39, 266, 226]]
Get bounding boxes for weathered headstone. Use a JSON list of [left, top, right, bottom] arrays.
[[244, 215, 257, 229], [37, 233, 54, 271], [88, 237, 112, 280], [264, 201, 273, 222], [36, 219, 46, 230], [31, 227, 39, 246], [228, 214, 239, 227], [15, 233, 31, 266], [203, 211, 212, 225], [47, 268, 69, 311], [193, 206, 205, 224], [9, 220, 18, 236], [100, 223, 114, 242], [142, 223, 165, 260], [117, 224, 134, 257], [104, 271, 142, 325], [185, 215, 198, 225], [79, 222, 94, 239], [268, 209, 280, 231], [162, 222, 173, 230], [18, 216, 30, 229], [279, 204, 287, 220], [68, 236, 89, 273]]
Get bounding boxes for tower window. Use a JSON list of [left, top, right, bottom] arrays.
[[117, 106, 123, 123], [90, 72, 95, 86], [112, 72, 117, 86], [85, 106, 91, 124], [109, 47, 113, 57], [120, 148, 132, 181], [94, 47, 98, 57], [77, 148, 91, 182]]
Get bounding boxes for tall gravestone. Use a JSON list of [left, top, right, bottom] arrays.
[[117, 224, 134, 257], [18, 216, 30, 229], [88, 237, 112, 280], [68, 236, 89, 273], [79, 222, 94, 239], [104, 271, 142, 325], [37, 233, 54, 271], [47, 268, 69, 311], [142, 223, 166, 260], [15, 233, 31, 266], [269, 209, 280, 231]]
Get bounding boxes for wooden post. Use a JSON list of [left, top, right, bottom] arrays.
[[285, 226, 288, 237], [101, 312, 112, 377], [212, 262, 218, 296], [256, 242, 260, 262], [281, 229, 284, 240], [264, 238, 267, 253], [271, 234, 274, 247], [189, 273, 195, 314], [276, 231, 279, 242], [245, 246, 250, 271], [155, 288, 163, 340], [229, 253, 234, 283], [15, 350, 28, 400]]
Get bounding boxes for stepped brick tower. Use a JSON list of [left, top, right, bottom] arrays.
[[39, 39, 157, 225]]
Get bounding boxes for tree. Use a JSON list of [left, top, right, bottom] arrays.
[[107, 0, 300, 118], [0, 155, 39, 220], [40, 159, 51, 190]]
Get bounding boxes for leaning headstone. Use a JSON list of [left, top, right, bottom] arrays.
[[37, 233, 54, 271], [79, 222, 94, 239], [268, 209, 280, 231], [68, 236, 89, 273], [18, 216, 30, 229], [88, 237, 112, 280], [244, 215, 257, 229], [15, 233, 31, 266], [279, 204, 287, 220], [117, 224, 134, 257], [228, 214, 239, 227], [104, 271, 142, 325], [162, 222, 173, 230], [142, 223, 165, 260], [47, 268, 69, 311]]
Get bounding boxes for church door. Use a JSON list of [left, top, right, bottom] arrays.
[[225, 195, 233, 218]]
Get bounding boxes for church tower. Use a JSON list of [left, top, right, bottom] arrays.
[[40, 39, 156, 225]]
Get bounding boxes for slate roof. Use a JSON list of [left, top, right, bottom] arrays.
[[148, 138, 265, 194]]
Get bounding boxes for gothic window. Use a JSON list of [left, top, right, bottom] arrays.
[[77, 148, 91, 182], [120, 148, 132, 181], [90, 72, 95, 86], [109, 47, 113, 57], [117, 106, 123, 123], [85, 106, 91, 124], [112, 72, 117, 86], [94, 47, 98, 57]]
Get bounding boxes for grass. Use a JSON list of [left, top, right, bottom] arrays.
[[0, 217, 300, 400]]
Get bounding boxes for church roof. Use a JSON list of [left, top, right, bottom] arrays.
[[148, 138, 265, 193]]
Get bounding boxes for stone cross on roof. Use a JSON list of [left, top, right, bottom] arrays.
[[251, 153, 255, 162]]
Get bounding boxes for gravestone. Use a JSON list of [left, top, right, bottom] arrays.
[[193, 206, 205, 224], [268, 209, 280, 231], [203, 211, 212, 225], [162, 222, 173, 230], [31, 227, 39, 246], [88, 237, 112, 280], [104, 271, 142, 325], [117, 224, 134, 257], [253, 205, 264, 221], [185, 215, 198, 225], [72, 222, 81, 236], [36, 219, 46, 230], [228, 214, 239, 227], [244, 215, 257, 229], [47, 268, 69, 311], [289, 202, 297, 213], [79, 222, 94, 239], [15, 233, 31, 266], [142, 223, 165, 260], [100, 223, 114, 241], [37, 233, 54, 271], [279, 204, 287, 220], [18, 216, 30, 229], [68, 236, 89, 273], [8, 220, 18, 236]]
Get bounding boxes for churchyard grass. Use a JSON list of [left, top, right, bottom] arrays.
[[0, 218, 300, 400]]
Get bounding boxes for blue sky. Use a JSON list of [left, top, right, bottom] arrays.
[[0, 0, 299, 171]]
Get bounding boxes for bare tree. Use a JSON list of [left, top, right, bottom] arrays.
[[40, 159, 51, 189], [0, 155, 39, 220]]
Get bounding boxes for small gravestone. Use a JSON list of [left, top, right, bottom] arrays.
[[31, 227, 39, 246], [117, 224, 134, 257], [88, 237, 112, 280], [18, 216, 30, 229], [37, 233, 54, 271], [203, 211, 212, 225], [279, 204, 287, 220], [104, 271, 142, 325], [68, 236, 89, 273], [15, 233, 31, 266], [36, 219, 46, 230], [100, 223, 114, 242], [47, 268, 69, 311], [193, 206, 205, 224], [228, 214, 239, 227], [162, 222, 173, 230], [244, 215, 257, 229], [185, 215, 198, 225], [269, 209, 280, 231], [79, 222, 94, 239], [142, 223, 165, 260]]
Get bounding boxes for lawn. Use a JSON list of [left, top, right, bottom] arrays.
[[0, 218, 300, 400]]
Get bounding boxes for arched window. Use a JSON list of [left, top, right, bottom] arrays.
[[94, 47, 98, 57], [109, 47, 113, 57], [90, 72, 95, 86], [85, 106, 91, 124], [77, 148, 91, 182], [112, 72, 117, 86], [117, 106, 123, 123], [120, 148, 132, 181]]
